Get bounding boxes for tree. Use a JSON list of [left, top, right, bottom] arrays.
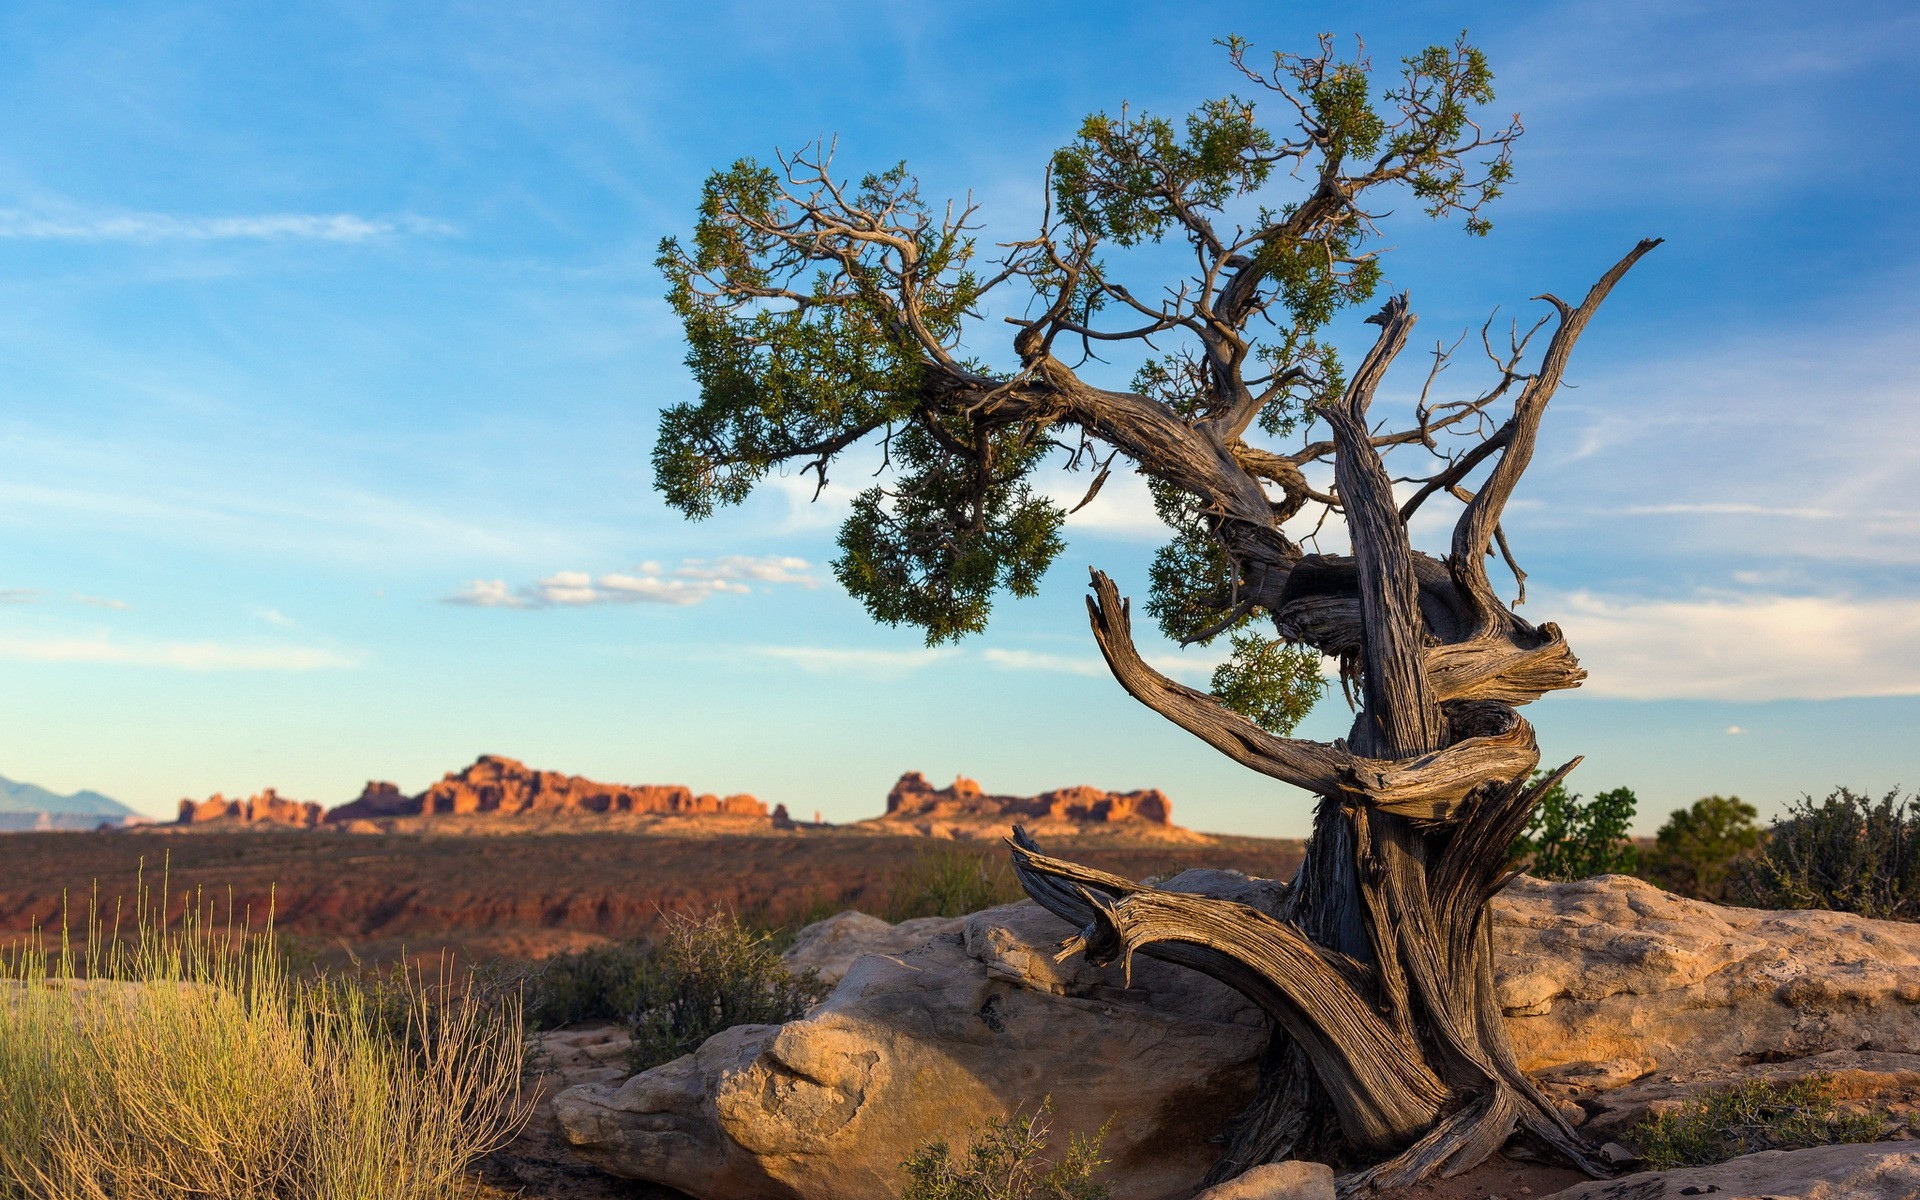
[[1511, 780, 1639, 882], [1646, 795, 1761, 901], [653, 32, 1657, 1188]]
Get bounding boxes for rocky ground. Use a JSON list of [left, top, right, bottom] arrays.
[[550, 874, 1920, 1200]]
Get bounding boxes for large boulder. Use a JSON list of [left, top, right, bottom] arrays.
[[1496, 875, 1920, 1088], [555, 872, 1920, 1200], [555, 871, 1281, 1200]]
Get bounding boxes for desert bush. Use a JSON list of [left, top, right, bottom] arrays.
[[1643, 795, 1763, 901], [1738, 787, 1920, 919], [900, 1100, 1111, 1200], [1633, 1074, 1887, 1170], [0, 894, 528, 1200], [525, 940, 658, 1030], [626, 910, 825, 1071], [1511, 778, 1639, 881], [884, 842, 1024, 922]]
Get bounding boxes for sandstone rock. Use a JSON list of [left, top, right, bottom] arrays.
[[555, 882, 1269, 1200], [780, 910, 968, 985], [1544, 1140, 1920, 1199], [863, 771, 1210, 842], [175, 788, 322, 828], [1575, 1049, 1920, 1141], [1191, 1160, 1334, 1200], [321, 755, 768, 824], [557, 873, 1920, 1200], [1495, 874, 1920, 1083]]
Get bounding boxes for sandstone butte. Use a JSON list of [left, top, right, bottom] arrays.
[[322, 755, 768, 823], [173, 788, 323, 828], [861, 771, 1207, 842]]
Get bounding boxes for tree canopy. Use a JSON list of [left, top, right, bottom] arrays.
[[653, 34, 1531, 736]]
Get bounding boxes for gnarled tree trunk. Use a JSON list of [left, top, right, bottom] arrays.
[[1008, 243, 1662, 1191]]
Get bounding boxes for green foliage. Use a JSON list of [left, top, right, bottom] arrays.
[[1633, 1074, 1888, 1171], [626, 910, 826, 1072], [834, 421, 1065, 644], [1739, 788, 1920, 921], [1511, 779, 1639, 881], [1208, 632, 1327, 736], [882, 843, 1025, 923], [525, 941, 658, 1031], [653, 34, 1520, 649], [1643, 796, 1762, 902], [900, 1101, 1111, 1200]]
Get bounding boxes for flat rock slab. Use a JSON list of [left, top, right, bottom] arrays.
[[1544, 1140, 1920, 1199]]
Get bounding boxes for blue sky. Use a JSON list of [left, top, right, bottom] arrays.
[[0, 1, 1915, 834]]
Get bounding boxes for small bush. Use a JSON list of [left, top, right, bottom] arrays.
[[626, 910, 825, 1071], [525, 941, 658, 1030], [1643, 795, 1763, 901], [1633, 1074, 1888, 1170], [901, 1101, 1111, 1200], [0, 895, 528, 1200], [883, 843, 1024, 923], [1511, 778, 1639, 881], [1737, 787, 1920, 920]]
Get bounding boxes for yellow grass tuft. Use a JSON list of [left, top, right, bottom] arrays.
[[0, 876, 530, 1200]]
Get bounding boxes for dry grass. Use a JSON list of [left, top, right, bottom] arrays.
[[0, 882, 530, 1200]]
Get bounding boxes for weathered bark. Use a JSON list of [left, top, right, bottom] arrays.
[[1009, 243, 1662, 1190]]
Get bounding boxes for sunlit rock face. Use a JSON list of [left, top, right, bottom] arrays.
[[322, 754, 767, 824], [555, 873, 1920, 1200]]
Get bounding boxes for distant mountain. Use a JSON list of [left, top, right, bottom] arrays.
[[0, 774, 134, 817]]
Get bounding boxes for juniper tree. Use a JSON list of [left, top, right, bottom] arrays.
[[653, 32, 1657, 1189]]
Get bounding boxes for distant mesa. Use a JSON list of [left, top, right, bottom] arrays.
[[176, 788, 324, 829], [323, 755, 769, 825], [867, 771, 1205, 842]]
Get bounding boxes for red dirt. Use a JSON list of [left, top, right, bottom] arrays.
[[0, 828, 1304, 965]]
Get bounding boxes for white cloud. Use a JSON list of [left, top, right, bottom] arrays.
[[752, 644, 958, 679], [0, 210, 454, 243], [1726, 725, 1747, 735], [445, 555, 819, 609], [0, 633, 358, 671], [71, 594, 129, 610], [1549, 590, 1920, 701], [255, 608, 297, 628], [983, 648, 1105, 677], [0, 588, 42, 605], [983, 645, 1225, 684]]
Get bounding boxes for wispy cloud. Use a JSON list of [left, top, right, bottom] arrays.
[[0, 588, 43, 605], [0, 633, 358, 671], [751, 644, 959, 679], [983, 644, 1229, 684], [1551, 589, 1920, 701], [445, 555, 819, 609], [71, 594, 130, 610], [0, 210, 454, 243]]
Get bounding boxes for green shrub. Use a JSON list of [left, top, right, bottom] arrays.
[[525, 941, 658, 1030], [626, 910, 825, 1071], [883, 843, 1024, 923], [1633, 1074, 1887, 1170], [901, 1101, 1111, 1200], [1511, 778, 1639, 881], [1643, 795, 1763, 901], [1739, 787, 1920, 919]]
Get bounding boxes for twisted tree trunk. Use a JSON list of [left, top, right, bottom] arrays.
[[1009, 243, 1661, 1190]]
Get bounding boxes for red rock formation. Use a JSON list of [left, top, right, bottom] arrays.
[[322, 756, 767, 823], [175, 788, 324, 828], [883, 772, 1174, 827]]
